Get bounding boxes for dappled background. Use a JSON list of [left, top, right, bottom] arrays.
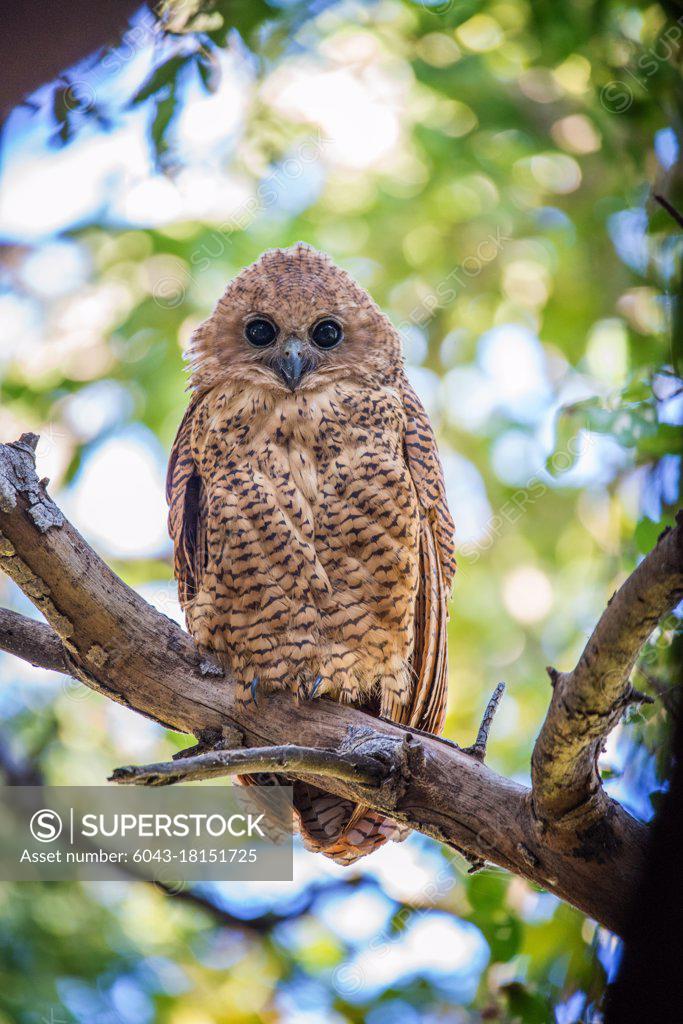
[[0, 0, 681, 1021]]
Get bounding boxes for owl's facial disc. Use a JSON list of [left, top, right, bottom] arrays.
[[189, 245, 403, 394], [243, 311, 345, 391]]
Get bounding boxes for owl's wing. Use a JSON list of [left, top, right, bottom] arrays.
[[400, 378, 456, 735], [166, 397, 207, 609]]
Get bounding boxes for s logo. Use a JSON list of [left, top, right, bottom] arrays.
[[30, 809, 63, 843]]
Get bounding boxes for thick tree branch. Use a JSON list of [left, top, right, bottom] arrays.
[[532, 516, 683, 828], [0, 434, 678, 937]]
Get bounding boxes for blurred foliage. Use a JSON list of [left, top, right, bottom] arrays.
[[0, 0, 681, 1021]]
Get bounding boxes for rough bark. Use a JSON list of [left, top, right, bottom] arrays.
[[0, 434, 680, 938], [532, 519, 681, 829], [110, 744, 389, 788], [0, 607, 69, 674]]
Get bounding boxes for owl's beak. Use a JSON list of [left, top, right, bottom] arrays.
[[275, 338, 307, 391]]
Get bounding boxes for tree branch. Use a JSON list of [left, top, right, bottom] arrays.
[[110, 744, 388, 788], [0, 434, 679, 937], [532, 516, 683, 828], [0, 607, 69, 674], [462, 682, 505, 761], [653, 192, 683, 230], [0, 730, 374, 936]]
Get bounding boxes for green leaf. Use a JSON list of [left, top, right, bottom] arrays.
[[150, 89, 178, 168], [634, 517, 671, 554], [480, 912, 522, 962], [467, 872, 509, 914], [502, 982, 555, 1024], [130, 54, 192, 106], [636, 424, 683, 457], [389, 907, 414, 934], [621, 371, 654, 403], [51, 85, 69, 124]]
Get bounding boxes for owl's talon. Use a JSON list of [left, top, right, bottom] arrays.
[[308, 674, 324, 700], [250, 676, 260, 706]]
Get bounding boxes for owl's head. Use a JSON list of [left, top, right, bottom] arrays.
[[187, 243, 403, 393]]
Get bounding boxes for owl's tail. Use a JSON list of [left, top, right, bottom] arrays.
[[236, 773, 405, 864], [292, 781, 409, 865]]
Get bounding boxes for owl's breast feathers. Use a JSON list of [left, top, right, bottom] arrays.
[[167, 373, 455, 861]]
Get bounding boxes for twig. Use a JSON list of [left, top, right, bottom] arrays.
[[463, 682, 505, 762], [0, 730, 379, 933], [154, 874, 372, 933], [110, 744, 387, 788], [653, 192, 683, 230]]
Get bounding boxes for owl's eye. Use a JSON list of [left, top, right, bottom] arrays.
[[310, 318, 343, 350], [245, 318, 278, 347]]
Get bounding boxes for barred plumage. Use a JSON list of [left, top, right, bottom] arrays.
[[167, 243, 455, 864]]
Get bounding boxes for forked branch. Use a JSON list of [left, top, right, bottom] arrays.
[[0, 433, 680, 937], [532, 515, 682, 827]]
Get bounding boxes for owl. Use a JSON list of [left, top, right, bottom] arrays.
[[167, 243, 456, 864]]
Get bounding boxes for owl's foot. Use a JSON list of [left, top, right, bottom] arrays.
[[236, 675, 260, 709], [297, 670, 361, 705], [309, 674, 324, 699], [297, 674, 323, 701], [297, 672, 344, 702]]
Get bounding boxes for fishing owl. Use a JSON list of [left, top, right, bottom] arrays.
[[167, 243, 456, 864]]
